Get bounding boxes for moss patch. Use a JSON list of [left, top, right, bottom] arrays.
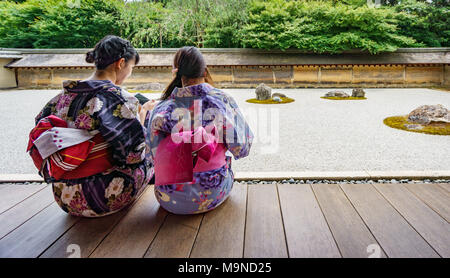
[[383, 115, 450, 136], [246, 97, 295, 104], [128, 89, 161, 94], [321, 96, 367, 100]]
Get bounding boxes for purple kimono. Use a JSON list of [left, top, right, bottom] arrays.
[[146, 83, 253, 214], [35, 80, 153, 217]]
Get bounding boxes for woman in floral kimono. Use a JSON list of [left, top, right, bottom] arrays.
[[33, 35, 154, 217], [146, 47, 253, 214]]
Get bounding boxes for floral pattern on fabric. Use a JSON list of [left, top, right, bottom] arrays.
[[37, 80, 153, 217], [148, 83, 252, 215]]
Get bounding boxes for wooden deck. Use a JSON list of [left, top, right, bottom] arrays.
[[0, 182, 449, 258]]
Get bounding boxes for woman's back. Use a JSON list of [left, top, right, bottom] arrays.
[[34, 79, 152, 217], [147, 82, 253, 214]]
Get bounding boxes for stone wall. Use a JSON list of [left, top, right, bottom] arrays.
[[2, 48, 449, 89], [445, 65, 450, 87], [12, 64, 448, 89], [0, 58, 17, 89]]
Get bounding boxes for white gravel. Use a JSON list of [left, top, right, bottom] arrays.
[[1, 87, 449, 174]]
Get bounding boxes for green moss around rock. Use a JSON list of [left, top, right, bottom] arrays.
[[320, 96, 367, 100], [246, 97, 295, 104], [383, 115, 450, 136]]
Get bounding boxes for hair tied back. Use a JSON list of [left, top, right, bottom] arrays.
[[85, 51, 95, 64]]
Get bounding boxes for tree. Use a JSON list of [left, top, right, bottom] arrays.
[[239, 0, 422, 54], [118, 1, 166, 48], [163, 0, 249, 47], [0, 0, 123, 48], [394, 0, 449, 47], [0, 0, 447, 50]]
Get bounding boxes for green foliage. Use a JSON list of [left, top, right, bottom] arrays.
[[0, 0, 122, 48], [239, 0, 421, 54], [0, 0, 45, 48], [203, 0, 250, 48], [118, 1, 166, 48], [0, 0, 448, 52], [393, 0, 449, 47], [163, 0, 249, 47], [114, 0, 249, 48], [33, 0, 122, 48]]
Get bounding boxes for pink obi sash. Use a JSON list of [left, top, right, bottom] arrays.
[[154, 126, 227, 186]]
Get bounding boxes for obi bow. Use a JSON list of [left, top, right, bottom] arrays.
[[27, 115, 113, 181], [154, 125, 227, 186]]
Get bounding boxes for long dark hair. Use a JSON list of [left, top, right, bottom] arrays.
[[161, 46, 214, 101], [86, 35, 140, 70]]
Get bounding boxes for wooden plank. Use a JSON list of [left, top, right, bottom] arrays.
[[405, 183, 450, 222], [312, 184, 387, 258], [190, 182, 247, 258], [244, 184, 288, 258], [340, 183, 439, 258], [438, 183, 450, 193], [277, 184, 341, 258], [0, 185, 54, 240], [40, 210, 128, 258], [0, 183, 48, 214], [0, 202, 80, 258], [89, 185, 168, 258], [375, 183, 450, 257], [144, 214, 203, 258], [39, 187, 153, 258]]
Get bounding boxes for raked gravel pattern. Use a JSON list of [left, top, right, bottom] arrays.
[[0, 88, 449, 174]]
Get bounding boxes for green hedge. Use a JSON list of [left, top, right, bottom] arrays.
[[239, 0, 422, 53], [393, 0, 449, 47], [0, 0, 122, 48], [0, 0, 448, 53]]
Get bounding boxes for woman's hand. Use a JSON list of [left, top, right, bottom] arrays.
[[139, 99, 158, 125]]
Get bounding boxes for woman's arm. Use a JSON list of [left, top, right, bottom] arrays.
[[138, 99, 158, 125], [221, 92, 254, 159]]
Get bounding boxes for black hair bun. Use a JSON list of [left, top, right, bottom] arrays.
[[86, 35, 139, 70], [85, 51, 95, 63]]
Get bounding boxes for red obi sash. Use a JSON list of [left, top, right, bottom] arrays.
[[27, 115, 114, 181]]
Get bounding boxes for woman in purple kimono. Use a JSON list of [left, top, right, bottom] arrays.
[[34, 36, 154, 217], [146, 47, 253, 214]]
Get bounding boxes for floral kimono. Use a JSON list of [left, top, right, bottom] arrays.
[[35, 80, 153, 217], [146, 83, 253, 214]]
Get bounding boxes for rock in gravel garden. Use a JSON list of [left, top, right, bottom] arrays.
[[352, 88, 366, 97], [272, 93, 287, 98], [255, 83, 272, 100], [324, 90, 350, 98], [407, 104, 450, 125], [272, 96, 282, 102]]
